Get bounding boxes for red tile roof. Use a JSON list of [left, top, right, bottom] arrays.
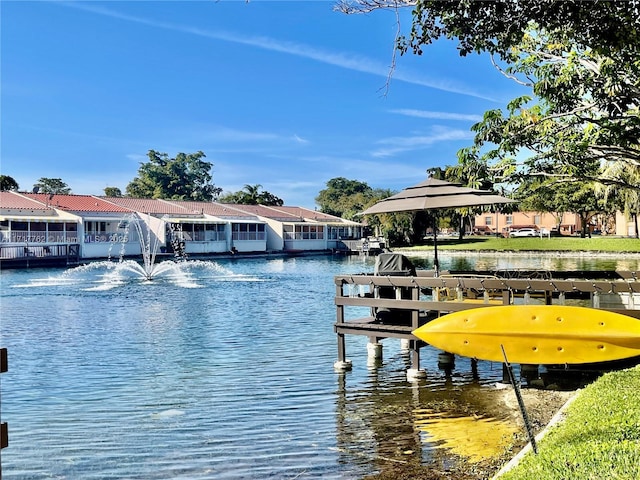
[[271, 206, 347, 222], [224, 204, 304, 221], [22, 193, 132, 213], [100, 197, 192, 215], [2, 193, 359, 225], [0, 191, 51, 211], [168, 201, 258, 218]]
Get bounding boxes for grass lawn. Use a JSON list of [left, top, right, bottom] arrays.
[[403, 236, 640, 253], [498, 365, 640, 479]]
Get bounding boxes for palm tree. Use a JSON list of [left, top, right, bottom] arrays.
[[597, 160, 640, 238], [241, 184, 263, 204]]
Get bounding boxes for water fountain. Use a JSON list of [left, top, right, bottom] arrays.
[[58, 214, 239, 288], [124, 213, 165, 280]]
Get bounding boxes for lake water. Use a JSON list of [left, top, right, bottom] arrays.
[[1, 253, 638, 479]]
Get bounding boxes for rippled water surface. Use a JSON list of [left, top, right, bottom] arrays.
[[1, 253, 636, 479]]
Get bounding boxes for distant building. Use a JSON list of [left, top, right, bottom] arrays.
[[615, 211, 639, 237], [473, 211, 584, 236], [0, 192, 364, 266]]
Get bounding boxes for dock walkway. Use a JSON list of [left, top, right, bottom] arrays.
[[334, 262, 640, 377]]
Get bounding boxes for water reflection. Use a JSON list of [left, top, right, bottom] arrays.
[[334, 344, 513, 472], [448, 256, 476, 271], [1, 253, 638, 479], [406, 251, 640, 273], [414, 410, 518, 463], [334, 373, 422, 475]]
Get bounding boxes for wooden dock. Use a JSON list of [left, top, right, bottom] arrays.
[[334, 264, 640, 376], [333, 237, 387, 256], [0, 243, 81, 269]]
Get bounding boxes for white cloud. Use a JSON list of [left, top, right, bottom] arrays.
[[126, 153, 147, 163], [292, 134, 309, 144], [199, 127, 281, 143], [390, 109, 483, 122], [371, 127, 474, 157], [62, 2, 496, 101]]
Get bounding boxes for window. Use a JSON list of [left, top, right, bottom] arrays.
[[85, 220, 123, 243], [48, 223, 63, 243], [179, 224, 194, 241], [328, 226, 352, 240], [485, 216, 493, 226], [193, 223, 205, 241], [26, 222, 46, 243], [85, 221, 109, 234], [65, 223, 78, 242], [283, 224, 324, 240], [31, 222, 46, 232], [233, 223, 266, 241], [205, 224, 225, 241], [506, 215, 513, 225], [0, 220, 9, 242], [10, 222, 28, 242], [534, 215, 541, 225]]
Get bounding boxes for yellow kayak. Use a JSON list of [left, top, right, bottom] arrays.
[[412, 305, 640, 364]]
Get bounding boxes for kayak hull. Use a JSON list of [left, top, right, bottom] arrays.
[[412, 305, 640, 364]]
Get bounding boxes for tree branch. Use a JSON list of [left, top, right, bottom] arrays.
[[334, 0, 416, 14], [490, 54, 533, 87]]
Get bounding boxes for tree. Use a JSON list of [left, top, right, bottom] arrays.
[[33, 177, 71, 194], [240, 184, 262, 204], [443, 161, 512, 238], [370, 211, 416, 246], [459, 28, 640, 192], [218, 184, 284, 206], [255, 190, 285, 206], [341, 1, 640, 192], [217, 191, 242, 204], [103, 187, 122, 197], [315, 177, 384, 219], [338, 1, 640, 60], [597, 161, 640, 238], [125, 150, 222, 201], [0, 175, 19, 191], [517, 172, 610, 238]]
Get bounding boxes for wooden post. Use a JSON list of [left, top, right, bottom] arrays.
[[336, 282, 346, 362], [411, 286, 422, 370], [502, 290, 511, 305], [334, 281, 352, 371], [1, 347, 8, 471], [411, 341, 421, 370]]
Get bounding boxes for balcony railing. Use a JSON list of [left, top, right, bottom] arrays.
[[232, 232, 266, 241]]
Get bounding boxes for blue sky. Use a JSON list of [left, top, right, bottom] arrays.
[[2, 1, 527, 209]]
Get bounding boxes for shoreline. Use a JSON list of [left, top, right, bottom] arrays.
[[395, 248, 640, 259], [363, 386, 578, 480]]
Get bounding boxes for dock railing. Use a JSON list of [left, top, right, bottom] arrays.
[[334, 270, 640, 373], [0, 243, 81, 268]]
